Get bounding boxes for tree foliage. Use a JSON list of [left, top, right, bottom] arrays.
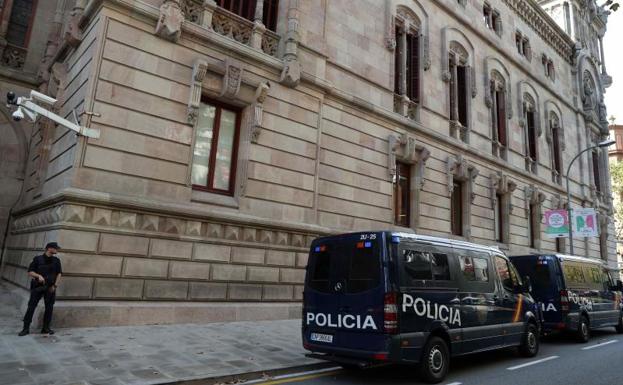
[[603, 0, 620, 12], [610, 161, 623, 239]]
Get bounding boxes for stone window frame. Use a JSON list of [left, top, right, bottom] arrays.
[[545, 103, 565, 185], [525, 185, 546, 251], [485, 58, 513, 160], [515, 30, 532, 61], [446, 154, 479, 239], [518, 81, 541, 175], [388, 2, 430, 121], [389, 133, 430, 231], [542, 54, 556, 82], [490, 171, 517, 246], [185, 57, 267, 208], [482, 2, 503, 36], [442, 28, 476, 144], [550, 194, 567, 254]]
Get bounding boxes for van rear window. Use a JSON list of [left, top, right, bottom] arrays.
[[307, 237, 382, 294]]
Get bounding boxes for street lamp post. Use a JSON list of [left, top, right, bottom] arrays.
[[565, 139, 615, 255]]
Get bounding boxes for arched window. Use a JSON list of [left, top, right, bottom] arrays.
[[393, 6, 421, 120], [490, 71, 507, 159], [448, 42, 470, 137], [548, 112, 563, 184], [522, 93, 539, 174]]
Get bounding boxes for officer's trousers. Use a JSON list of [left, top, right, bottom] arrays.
[[23, 288, 55, 329]]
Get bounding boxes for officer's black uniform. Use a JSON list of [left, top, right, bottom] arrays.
[[21, 250, 62, 334]]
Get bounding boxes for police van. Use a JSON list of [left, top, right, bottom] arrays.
[[510, 254, 623, 342], [303, 232, 540, 383]]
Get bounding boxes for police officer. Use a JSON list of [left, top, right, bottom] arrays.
[[18, 242, 63, 336]]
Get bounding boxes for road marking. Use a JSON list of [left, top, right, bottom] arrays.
[[445, 382, 462, 385], [581, 339, 618, 350], [247, 367, 342, 385], [506, 355, 559, 371]]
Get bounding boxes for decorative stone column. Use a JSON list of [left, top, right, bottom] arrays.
[[280, 0, 301, 87]]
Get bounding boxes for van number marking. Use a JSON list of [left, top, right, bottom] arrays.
[[360, 234, 377, 240], [305, 312, 378, 330], [402, 294, 462, 326]]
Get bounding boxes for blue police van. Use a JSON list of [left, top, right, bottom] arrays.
[[303, 232, 540, 383], [510, 254, 623, 342]]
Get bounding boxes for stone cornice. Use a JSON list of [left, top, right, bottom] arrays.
[[503, 0, 575, 63]]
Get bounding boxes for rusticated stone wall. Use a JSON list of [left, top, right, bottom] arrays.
[[3, 202, 313, 303]]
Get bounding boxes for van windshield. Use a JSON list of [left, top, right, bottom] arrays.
[[308, 236, 382, 294]]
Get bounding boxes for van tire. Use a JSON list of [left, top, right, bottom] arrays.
[[418, 336, 449, 384], [576, 315, 590, 343], [616, 314, 623, 334], [518, 323, 539, 357]]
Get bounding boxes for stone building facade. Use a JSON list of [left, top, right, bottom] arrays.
[[0, 0, 617, 326]]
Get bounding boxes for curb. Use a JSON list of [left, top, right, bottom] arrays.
[[161, 362, 338, 385]]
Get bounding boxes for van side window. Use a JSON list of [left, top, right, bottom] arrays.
[[401, 247, 452, 285], [562, 263, 587, 289], [494, 256, 517, 291], [460, 256, 489, 282], [583, 265, 603, 291]]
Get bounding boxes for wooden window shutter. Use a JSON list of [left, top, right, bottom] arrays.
[[496, 90, 506, 146], [457, 66, 468, 127], [406, 33, 420, 103], [263, 0, 279, 31], [394, 27, 401, 94]]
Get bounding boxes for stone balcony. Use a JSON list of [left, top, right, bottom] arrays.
[[182, 0, 280, 58]]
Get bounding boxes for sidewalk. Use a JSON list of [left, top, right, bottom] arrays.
[[0, 282, 322, 385]]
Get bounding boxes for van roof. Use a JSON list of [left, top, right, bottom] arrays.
[[510, 253, 605, 266], [391, 232, 503, 255]]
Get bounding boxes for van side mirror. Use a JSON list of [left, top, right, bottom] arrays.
[[522, 276, 532, 294]]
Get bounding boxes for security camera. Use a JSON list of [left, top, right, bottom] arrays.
[[6, 91, 16, 105], [30, 90, 56, 105], [12, 107, 24, 122]]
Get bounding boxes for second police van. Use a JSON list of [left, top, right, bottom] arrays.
[[302, 232, 540, 383], [510, 254, 623, 342]]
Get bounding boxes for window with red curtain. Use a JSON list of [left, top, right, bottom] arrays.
[[217, 0, 279, 31]]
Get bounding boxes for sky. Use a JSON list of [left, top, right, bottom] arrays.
[[604, 9, 623, 124]]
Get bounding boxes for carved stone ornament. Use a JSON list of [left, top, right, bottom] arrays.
[[187, 58, 208, 125], [388, 133, 430, 189], [155, 0, 184, 42], [251, 81, 270, 143], [220, 59, 243, 98], [524, 185, 546, 213], [65, 0, 86, 47], [490, 171, 517, 210], [447, 154, 479, 202]]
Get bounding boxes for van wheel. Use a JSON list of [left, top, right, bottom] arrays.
[[418, 336, 449, 384], [616, 314, 623, 334], [576, 315, 590, 343], [518, 323, 539, 357]]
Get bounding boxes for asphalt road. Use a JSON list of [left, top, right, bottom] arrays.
[[256, 328, 623, 385]]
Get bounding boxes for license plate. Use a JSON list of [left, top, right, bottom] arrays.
[[310, 333, 333, 343]]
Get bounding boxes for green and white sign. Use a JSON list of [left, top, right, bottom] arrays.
[[545, 209, 569, 238]]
